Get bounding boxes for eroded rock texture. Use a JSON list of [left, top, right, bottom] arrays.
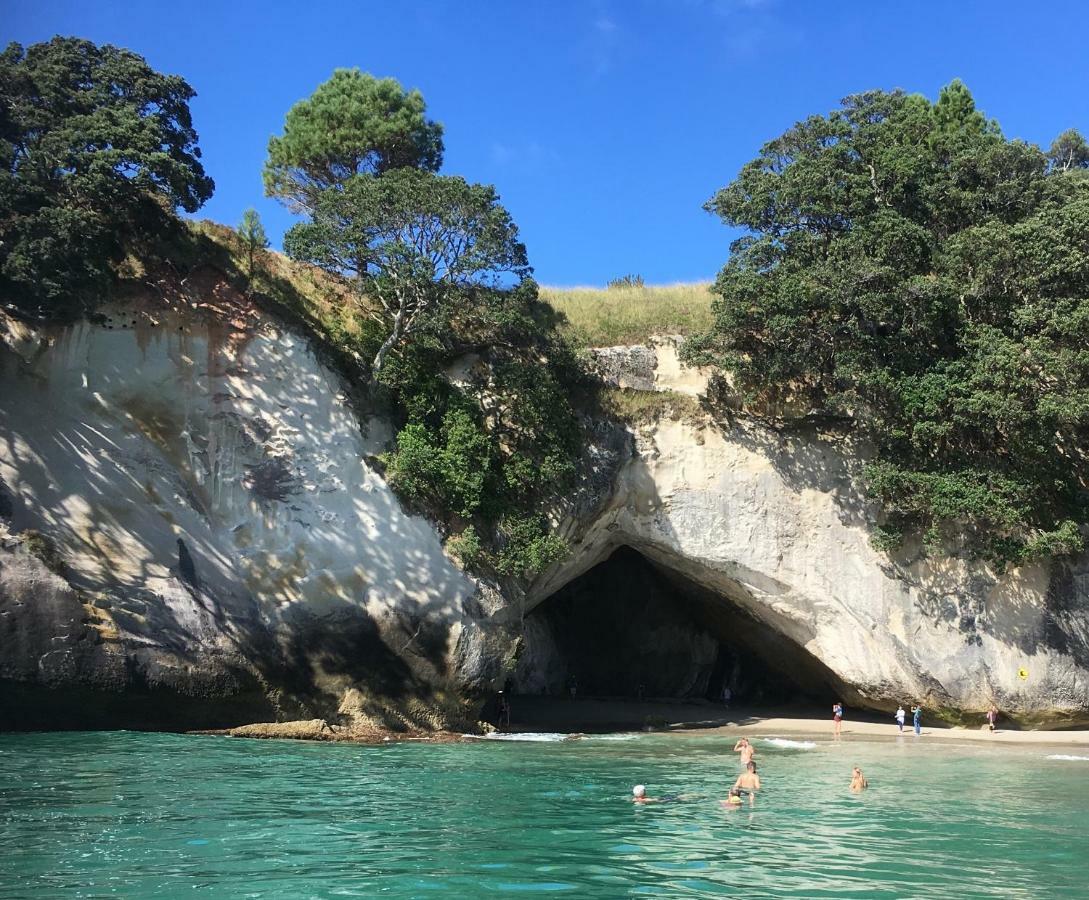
[[0, 301, 499, 730], [3, 313, 1087, 730], [524, 342, 1089, 724]]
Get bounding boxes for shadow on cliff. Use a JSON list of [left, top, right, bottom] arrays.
[[0, 272, 470, 730], [694, 388, 1089, 682]]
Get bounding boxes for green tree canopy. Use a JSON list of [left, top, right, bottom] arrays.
[[0, 37, 214, 316], [683, 82, 1089, 564], [263, 69, 443, 213], [284, 169, 529, 375], [1048, 128, 1089, 173]]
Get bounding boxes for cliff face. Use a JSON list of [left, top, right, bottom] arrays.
[[523, 339, 1089, 724], [2, 307, 1087, 729], [0, 295, 505, 730]]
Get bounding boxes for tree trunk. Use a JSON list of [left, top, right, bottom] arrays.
[[371, 311, 405, 377]]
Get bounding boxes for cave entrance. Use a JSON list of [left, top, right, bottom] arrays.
[[512, 546, 838, 709]]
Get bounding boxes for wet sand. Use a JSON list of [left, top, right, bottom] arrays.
[[506, 696, 1089, 748]]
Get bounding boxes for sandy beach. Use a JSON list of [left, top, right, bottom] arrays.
[[680, 716, 1089, 747], [507, 696, 1089, 748]]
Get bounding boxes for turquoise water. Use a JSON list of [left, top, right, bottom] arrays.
[[1, 731, 1087, 898]]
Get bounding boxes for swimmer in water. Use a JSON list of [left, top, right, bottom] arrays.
[[631, 785, 656, 804], [731, 761, 761, 807], [850, 767, 868, 791], [723, 787, 744, 808], [733, 737, 755, 767]]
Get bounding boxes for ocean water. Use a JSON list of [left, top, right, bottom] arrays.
[[1, 731, 1087, 898]]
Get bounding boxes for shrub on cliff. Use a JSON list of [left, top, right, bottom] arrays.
[[684, 81, 1089, 564], [0, 37, 214, 317], [375, 279, 585, 579]]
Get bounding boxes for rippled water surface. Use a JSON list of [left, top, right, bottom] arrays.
[[1, 730, 1087, 898]]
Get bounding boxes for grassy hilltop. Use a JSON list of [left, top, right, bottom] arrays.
[[539, 282, 714, 348]]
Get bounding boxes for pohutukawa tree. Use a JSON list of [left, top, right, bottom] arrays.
[[263, 68, 443, 213], [0, 37, 214, 315], [283, 168, 530, 376], [683, 80, 1089, 564]]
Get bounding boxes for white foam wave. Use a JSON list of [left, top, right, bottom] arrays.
[[587, 733, 640, 742], [762, 737, 817, 749], [465, 732, 571, 743], [1046, 754, 1089, 761]]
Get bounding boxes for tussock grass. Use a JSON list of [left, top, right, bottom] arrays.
[[540, 282, 714, 348], [600, 387, 704, 425]]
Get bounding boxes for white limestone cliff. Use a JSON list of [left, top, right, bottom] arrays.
[[2, 310, 1087, 728]]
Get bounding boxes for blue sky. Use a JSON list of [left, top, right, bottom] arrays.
[[6, 1, 1089, 285]]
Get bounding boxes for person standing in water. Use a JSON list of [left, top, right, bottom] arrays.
[[832, 701, 844, 739], [895, 704, 906, 734], [731, 762, 761, 807], [850, 767, 868, 791], [912, 704, 922, 735], [733, 737, 755, 768], [986, 704, 998, 733]]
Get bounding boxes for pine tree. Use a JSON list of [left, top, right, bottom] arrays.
[[237, 208, 269, 286]]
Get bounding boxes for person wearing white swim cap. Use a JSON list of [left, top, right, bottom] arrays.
[[631, 785, 653, 803]]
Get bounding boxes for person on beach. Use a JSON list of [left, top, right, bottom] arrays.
[[833, 701, 844, 739], [987, 704, 998, 733], [731, 761, 761, 807], [733, 737, 755, 767], [496, 691, 511, 729], [850, 767, 868, 791], [912, 704, 922, 735], [895, 704, 906, 733]]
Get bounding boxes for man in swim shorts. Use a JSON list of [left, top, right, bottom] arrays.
[[733, 737, 755, 767], [731, 761, 761, 807]]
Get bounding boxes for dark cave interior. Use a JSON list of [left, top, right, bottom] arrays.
[[514, 546, 842, 705]]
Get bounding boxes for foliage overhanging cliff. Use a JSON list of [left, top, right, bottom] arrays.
[[3, 37, 1088, 569], [682, 82, 1089, 565]]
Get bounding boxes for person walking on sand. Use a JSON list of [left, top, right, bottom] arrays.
[[733, 737, 755, 768], [987, 704, 998, 733], [850, 767, 868, 791], [731, 762, 761, 807], [832, 701, 844, 739], [895, 704, 906, 734], [912, 704, 922, 735]]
